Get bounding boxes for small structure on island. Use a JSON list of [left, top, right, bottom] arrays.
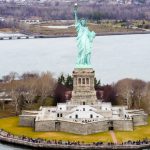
[[19, 4, 148, 135]]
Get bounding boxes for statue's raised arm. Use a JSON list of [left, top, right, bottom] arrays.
[[74, 3, 78, 24]]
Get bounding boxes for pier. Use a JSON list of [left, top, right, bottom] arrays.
[[0, 35, 35, 40]]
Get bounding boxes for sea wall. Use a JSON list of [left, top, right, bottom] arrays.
[[133, 114, 148, 126], [60, 120, 108, 135], [19, 115, 36, 127], [35, 120, 56, 132], [35, 120, 108, 135], [113, 120, 133, 131]]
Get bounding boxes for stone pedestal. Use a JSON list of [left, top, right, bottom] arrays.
[[71, 68, 97, 105]]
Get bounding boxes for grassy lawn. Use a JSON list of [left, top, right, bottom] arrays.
[[0, 116, 149, 143], [0, 117, 112, 143]]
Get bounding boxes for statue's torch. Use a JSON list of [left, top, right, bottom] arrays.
[[74, 3, 78, 12]]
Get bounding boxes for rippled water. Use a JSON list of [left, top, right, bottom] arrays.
[[0, 143, 29, 150], [0, 34, 150, 84]]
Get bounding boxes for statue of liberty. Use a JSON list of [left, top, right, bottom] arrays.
[[74, 3, 96, 68]]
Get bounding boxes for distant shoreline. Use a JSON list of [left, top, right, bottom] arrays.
[[0, 31, 150, 41], [97, 31, 150, 36], [31, 31, 150, 38]]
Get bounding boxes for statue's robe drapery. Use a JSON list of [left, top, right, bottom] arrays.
[[75, 21, 95, 68]]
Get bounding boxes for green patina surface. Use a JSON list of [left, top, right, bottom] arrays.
[[74, 5, 96, 68]]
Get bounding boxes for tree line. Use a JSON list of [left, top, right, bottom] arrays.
[[115, 78, 150, 113], [0, 72, 150, 115], [0, 72, 56, 114], [0, 3, 150, 21]]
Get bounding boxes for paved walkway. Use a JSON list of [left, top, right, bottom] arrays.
[[109, 131, 118, 144]]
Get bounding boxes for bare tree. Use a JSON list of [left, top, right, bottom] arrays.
[[21, 77, 38, 104], [115, 78, 133, 108], [2, 72, 18, 83], [36, 72, 56, 104], [8, 80, 23, 114], [132, 79, 146, 108], [140, 82, 150, 113], [0, 3, 150, 21]]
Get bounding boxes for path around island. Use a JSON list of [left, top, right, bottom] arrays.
[[109, 131, 118, 144], [0, 129, 150, 149]]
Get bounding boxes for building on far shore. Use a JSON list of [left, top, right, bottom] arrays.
[[20, 17, 42, 24], [0, 17, 5, 22]]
